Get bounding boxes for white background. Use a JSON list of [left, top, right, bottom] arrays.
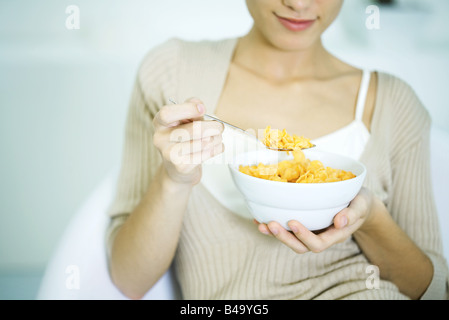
[[0, 0, 448, 299]]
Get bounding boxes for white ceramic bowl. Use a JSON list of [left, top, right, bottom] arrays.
[[228, 149, 367, 231]]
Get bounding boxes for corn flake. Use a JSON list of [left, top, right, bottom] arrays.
[[239, 150, 356, 183], [263, 126, 314, 150]]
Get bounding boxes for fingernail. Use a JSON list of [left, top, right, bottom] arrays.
[[270, 227, 279, 235], [340, 216, 348, 228], [290, 225, 299, 233], [197, 104, 204, 114]]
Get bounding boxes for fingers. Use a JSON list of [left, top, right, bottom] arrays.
[[163, 134, 223, 164], [167, 120, 224, 142], [154, 121, 224, 159], [154, 99, 205, 128], [287, 221, 348, 253], [333, 192, 370, 231], [152, 98, 225, 184], [257, 221, 309, 254], [153, 99, 225, 164], [256, 219, 351, 254], [266, 221, 309, 254], [165, 142, 225, 176]]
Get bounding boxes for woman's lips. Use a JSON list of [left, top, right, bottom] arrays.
[[275, 14, 316, 31]]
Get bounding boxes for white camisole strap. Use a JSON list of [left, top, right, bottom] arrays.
[[354, 70, 372, 121]]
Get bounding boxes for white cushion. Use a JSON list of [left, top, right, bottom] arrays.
[[36, 170, 180, 300]]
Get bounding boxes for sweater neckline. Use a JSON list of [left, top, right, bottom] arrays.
[[206, 37, 382, 162]]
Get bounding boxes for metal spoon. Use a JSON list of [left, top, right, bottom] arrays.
[[168, 98, 315, 152]]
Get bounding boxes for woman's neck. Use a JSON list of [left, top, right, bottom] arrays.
[[233, 27, 340, 83]]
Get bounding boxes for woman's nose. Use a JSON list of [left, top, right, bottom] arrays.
[[282, 0, 313, 12]]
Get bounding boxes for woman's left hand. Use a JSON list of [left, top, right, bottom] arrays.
[[256, 187, 379, 253]]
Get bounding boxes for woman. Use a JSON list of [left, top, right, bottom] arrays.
[[105, 0, 448, 300]]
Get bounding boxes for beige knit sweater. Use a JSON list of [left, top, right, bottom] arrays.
[[106, 37, 449, 300]]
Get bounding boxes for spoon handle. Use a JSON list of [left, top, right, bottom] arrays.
[[203, 114, 258, 140], [169, 98, 260, 141]]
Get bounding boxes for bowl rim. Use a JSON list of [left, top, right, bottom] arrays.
[[228, 149, 367, 187]]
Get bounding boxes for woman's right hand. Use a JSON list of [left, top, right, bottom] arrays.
[[153, 98, 225, 185]]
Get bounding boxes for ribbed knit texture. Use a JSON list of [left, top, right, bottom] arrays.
[[105, 38, 449, 300]]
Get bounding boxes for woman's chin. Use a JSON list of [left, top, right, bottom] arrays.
[[268, 36, 320, 53]]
